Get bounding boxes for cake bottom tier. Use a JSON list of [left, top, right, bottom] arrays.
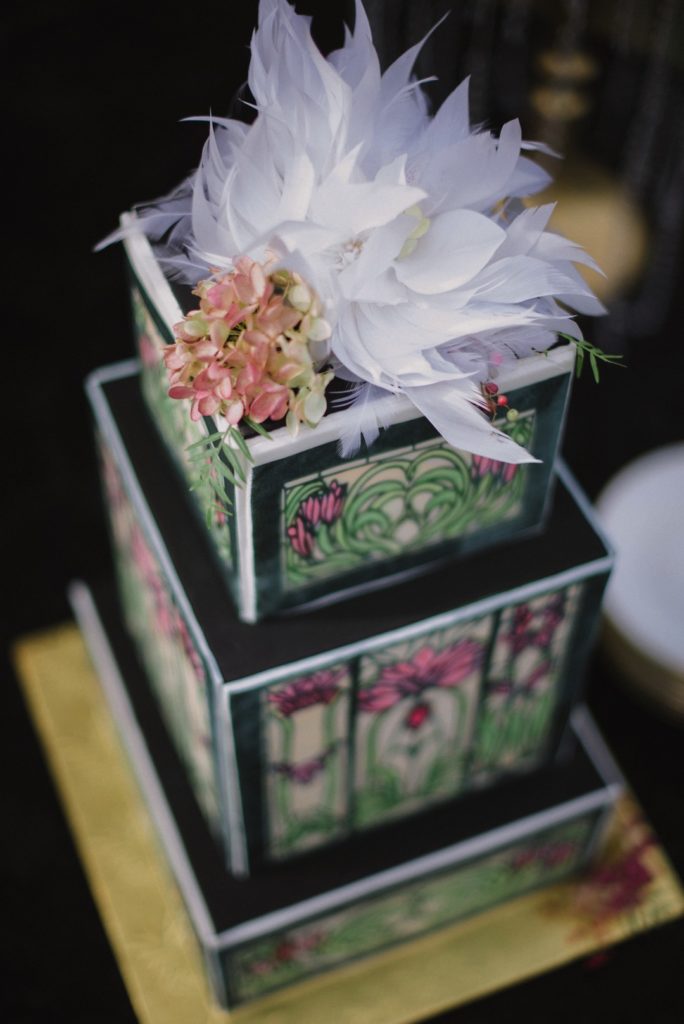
[[70, 579, 622, 1010]]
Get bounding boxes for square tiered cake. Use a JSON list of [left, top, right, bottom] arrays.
[[88, 361, 612, 877], [86, 1, 620, 1007]]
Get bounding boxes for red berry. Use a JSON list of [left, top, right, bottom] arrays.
[[496, 394, 509, 407]]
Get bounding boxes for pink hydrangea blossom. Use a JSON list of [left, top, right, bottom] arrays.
[[164, 258, 332, 431]]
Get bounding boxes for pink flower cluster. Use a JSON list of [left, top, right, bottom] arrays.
[[164, 258, 332, 430], [287, 480, 347, 558]]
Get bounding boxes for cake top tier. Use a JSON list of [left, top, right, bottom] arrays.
[[101, 0, 609, 468]]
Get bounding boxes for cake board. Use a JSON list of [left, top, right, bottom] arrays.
[[13, 594, 684, 1023]]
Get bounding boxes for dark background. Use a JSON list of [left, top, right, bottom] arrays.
[[2, 1, 683, 1021]]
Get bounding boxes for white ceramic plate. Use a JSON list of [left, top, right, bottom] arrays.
[[596, 443, 684, 681]]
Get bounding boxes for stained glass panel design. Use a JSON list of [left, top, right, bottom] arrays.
[[471, 585, 584, 781], [257, 580, 585, 856], [353, 618, 492, 827], [262, 664, 353, 858], [281, 413, 534, 589]]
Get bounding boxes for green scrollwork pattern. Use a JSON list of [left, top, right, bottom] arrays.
[[282, 414, 534, 587]]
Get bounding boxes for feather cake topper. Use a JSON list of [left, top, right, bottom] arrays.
[[104, 0, 606, 462]]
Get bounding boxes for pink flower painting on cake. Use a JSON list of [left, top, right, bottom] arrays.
[[359, 639, 483, 713], [471, 454, 520, 486], [404, 700, 432, 731], [286, 514, 316, 559], [270, 744, 338, 784], [504, 593, 567, 655], [287, 479, 348, 558], [246, 929, 327, 978], [267, 667, 346, 717], [510, 839, 579, 872]]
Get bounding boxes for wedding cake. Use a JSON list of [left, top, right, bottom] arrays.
[[83, 0, 620, 1008]]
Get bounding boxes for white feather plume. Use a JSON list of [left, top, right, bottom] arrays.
[[102, 0, 606, 462], [334, 382, 387, 457]]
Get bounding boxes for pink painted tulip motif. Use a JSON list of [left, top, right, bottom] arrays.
[[287, 480, 347, 559], [471, 453, 519, 485], [130, 526, 175, 635], [138, 331, 158, 368], [404, 701, 431, 730], [299, 480, 346, 527], [287, 514, 316, 558]]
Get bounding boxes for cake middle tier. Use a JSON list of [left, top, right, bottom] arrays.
[[88, 360, 612, 878]]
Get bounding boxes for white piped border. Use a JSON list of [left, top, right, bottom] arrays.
[[235, 463, 257, 623], [556, 458, 616, 558], [70, 577, 621, 955]]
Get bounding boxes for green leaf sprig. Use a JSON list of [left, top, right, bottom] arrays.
[[558, 333, 625, 382], [186, 419, 270, 527]]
